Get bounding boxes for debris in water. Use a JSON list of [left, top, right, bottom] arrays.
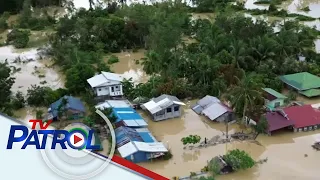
[[312, 142, 320, 151]]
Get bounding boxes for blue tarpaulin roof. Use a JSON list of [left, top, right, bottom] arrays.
[[113, 107, 145, 122], [50, 96, 85, 118]]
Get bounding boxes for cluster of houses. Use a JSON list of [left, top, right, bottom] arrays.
[[42, 70, 320, 162], [263, 72, 320, 135]]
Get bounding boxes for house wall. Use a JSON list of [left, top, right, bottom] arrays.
[[95, 84, 123, 97], [268, 98, 285, 109], [152, 105, 181, 121], [266, 93, 277, 101], [66, 109, 85, 120], [215, 112, 235, 123], [125, 151, 148, 163]]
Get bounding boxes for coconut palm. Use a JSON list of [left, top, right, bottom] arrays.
[[227, 73, 264, 125]]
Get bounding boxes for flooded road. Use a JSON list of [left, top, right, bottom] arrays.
[[137, 100, 320, 179], [109, 50, 149, 83]]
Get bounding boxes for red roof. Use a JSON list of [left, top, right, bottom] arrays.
[[283, 105, 320, 128], [266, 112, 294, 132]]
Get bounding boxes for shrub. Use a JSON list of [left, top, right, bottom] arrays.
[[107, 55, 120, 64], [163, 150, 173, 160], [11, 91, 25, 109], [223, 149, 255, 171], [6, 28, 30, 48]]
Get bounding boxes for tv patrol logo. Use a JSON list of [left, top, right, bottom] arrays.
[[7, 119, 100, 150], [6, 109, 116, 180]]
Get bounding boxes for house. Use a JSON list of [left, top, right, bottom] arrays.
[[283, 105, 320, 132], [47, 96, 86, 121], [262, 88, 287, 111], [141, 94, 186, 121], [265, 111, 294, 135], [112, 107, 148, 128], [191, 95, 235, 123], [279, 72, 320, 97], [115, 126, 168, 163], [95, 100, 132, 110], [87, 71, 124, 97], [191, 95, 220, 114], [208, 156, 233, 174]]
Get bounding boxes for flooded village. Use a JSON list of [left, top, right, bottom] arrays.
[[2, 0, 320, 180]]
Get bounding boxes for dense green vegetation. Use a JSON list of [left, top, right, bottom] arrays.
[[0, 0, 320, 128], [223, 149, 255, 170]]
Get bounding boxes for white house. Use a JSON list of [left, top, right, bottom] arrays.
[[87, 71, 124, 97]]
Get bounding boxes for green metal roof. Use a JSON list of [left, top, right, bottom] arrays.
[[279, 72, 320, 91], [299, 89, 320, 97], [262, 88, 287, 99]]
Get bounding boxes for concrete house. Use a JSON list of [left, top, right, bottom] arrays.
[[87, 71, 124, 97], [191, 95, 235, 123], [141, 94, 186, 121], [47, 96, 86, 121], [262, 88, 287, 111]]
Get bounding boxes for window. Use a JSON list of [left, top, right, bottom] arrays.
[[174, 106, 179, 111], [98, 88, 101, 91], [156, 110, 165, 116], [167, 107, 172, 113], [115, 85, 120, 90], [274, 102, 280, 108], [309, 126, 313, 131], [111, 87, 114, 92], [314, 125, 318, 129]]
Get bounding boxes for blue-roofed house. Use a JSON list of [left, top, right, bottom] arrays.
[[113, 107, 148, 128], [115, 126, 168, 163], [47, 96, 86, 121]]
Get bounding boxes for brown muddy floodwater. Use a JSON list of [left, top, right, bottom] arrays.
[[137, 100, 320, 180], [0, 45, 64, 121], [108, 50, 149, 83]]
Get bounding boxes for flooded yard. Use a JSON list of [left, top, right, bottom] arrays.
[[137, 99, 320, 179], [109, 50, 149, 83]]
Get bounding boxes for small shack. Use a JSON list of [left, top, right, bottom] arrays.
[[141, 94, 186, 121], [280, 72, 320, 98], [208, 156, 233, 175], [191, 96, 235, 123], [115, 126, 168, 163], [47, 96, 86, 121], [113, 107, 148, 128], [262, 88, 287, 111], [95, 100, 132, 110]]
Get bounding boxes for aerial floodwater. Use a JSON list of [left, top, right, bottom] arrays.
[[1, 0, 320, 179]]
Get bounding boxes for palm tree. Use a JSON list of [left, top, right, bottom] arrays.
[[227, 73, 264, 125]]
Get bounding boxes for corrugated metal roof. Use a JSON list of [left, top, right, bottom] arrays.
[[107, 100, 131, 108], [87, 72, 123, 88], [87, 74, 108, 88], [95, 102, 111, 110], [191, 104, 204, 114], [280, 72, 320, 91], [262, 88, 287, 99], [50, 96, 85, 118], [142, 95, 185, 114], [283, 105, 320, 128], [197, 95, 220, 108], [299, 89, 320, 97], [133, 141, 168, 153], [117, 142, 138, 158], [202, 103, 228, 121], [191, 95, 221, 114], [138, 132, 157, 143], [101, 71, 124, 82], [113, 107, 147, 127]]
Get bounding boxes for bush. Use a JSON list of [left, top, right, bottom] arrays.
[[6, 28, 30, 48], [107, 55, 120, 64], [223, 149, 255, 171], [26, 85, 68, 107], [11, 91, 25, 109], [163, 150, 173, 160]]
